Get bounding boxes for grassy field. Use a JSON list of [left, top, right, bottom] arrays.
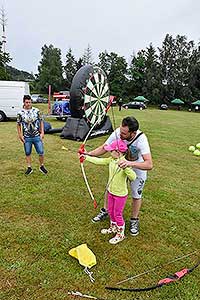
[[0, 106, 199, 300]]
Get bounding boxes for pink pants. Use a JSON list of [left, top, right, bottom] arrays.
[[107, 191, 128, 226]]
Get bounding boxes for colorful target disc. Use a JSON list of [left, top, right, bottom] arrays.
[[83, 67, 110, 126]]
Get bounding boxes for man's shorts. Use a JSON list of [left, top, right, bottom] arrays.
[[130, 177, 146, 199], [24, 136, 44, 156]]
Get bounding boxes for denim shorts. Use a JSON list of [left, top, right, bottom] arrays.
[[24, 136, 44, 156]]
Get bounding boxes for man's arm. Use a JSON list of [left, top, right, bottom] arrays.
[[87, 129, 118, 157], [87, 144, 107, 156], [40, 120, 44, 139], [17, 123, 24, 143], [118, 153, 153, 170]]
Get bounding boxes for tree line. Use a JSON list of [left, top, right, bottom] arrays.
[[1, 34, 200, 105]]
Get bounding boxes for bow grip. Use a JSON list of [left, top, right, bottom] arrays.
[[78, 144, 85, 155]]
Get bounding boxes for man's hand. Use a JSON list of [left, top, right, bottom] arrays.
[[118, 153, 153, 171], [118, 159, 132, 169], [40, 133, 44, 140], [19, 135, 25, 143]]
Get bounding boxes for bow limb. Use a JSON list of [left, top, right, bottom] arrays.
[[79, 98, 113, 209], [79, 123, 98, 209], [80, 162, 97, 209]]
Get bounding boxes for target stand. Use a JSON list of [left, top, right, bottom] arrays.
[[60, 115, 113, 141]]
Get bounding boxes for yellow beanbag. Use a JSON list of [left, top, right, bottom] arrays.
[[69, 243, 96, 269]]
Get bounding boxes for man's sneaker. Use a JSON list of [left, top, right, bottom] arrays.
[[91, 208, 108, 223], [25, 167, 33, 175], [39, 165, 48, 174], [130, 218, 139, 236]]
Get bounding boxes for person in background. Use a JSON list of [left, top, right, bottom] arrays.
[[88, 116, 153, 236], [118, 98, 123, 111], [17, 95, 48, 175], [81, 139, 136, 244]]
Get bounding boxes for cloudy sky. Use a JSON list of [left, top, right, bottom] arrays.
[[2, 0, 200, 74]]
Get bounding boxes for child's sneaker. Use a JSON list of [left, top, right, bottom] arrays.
[[109, 233, 125, 244], [101, 222, 117, 234], [109, 225, 125, 244]]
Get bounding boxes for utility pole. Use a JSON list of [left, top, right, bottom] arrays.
[[0, 7, 7, 54], [0, 7, 8, 78]]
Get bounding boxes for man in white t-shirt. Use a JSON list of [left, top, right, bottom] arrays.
[[88, 116, 153, 236]]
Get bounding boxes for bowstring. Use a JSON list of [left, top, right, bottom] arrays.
[[95, 102, 122, 207], [83, 96, 113, 208], [115, 250, 199, 285]]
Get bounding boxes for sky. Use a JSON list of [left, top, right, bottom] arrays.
[[2, 0, 200, 74]]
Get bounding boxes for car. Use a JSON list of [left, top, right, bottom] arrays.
[[122, 101, 147, 110], [31, 94, 48, 103], [31, 94, 40, 103], [37, 96, 48, 103], [159, 104, 168, 110]]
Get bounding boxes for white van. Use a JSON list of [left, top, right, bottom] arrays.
[[0, 80, 30, 122]]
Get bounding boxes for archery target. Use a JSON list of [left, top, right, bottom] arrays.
[[70, 65, 110, 126]]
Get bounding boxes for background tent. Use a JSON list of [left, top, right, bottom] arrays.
[[171, 98, 184, 105], [191, 100, 200, 106], [134, 96, 148, 102], [191, 100, 200, 111]]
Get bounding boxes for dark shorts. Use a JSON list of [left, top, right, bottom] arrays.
[[24, 136, 44, 156]]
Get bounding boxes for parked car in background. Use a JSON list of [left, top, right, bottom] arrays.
[[159, 104, 168, 110], [122, 101, 147, 110], [31, 94, 40, 103], [31, 94, 48, 103], [37, 96, 48, 103]]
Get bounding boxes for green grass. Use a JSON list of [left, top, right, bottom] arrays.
[[0, 107, 199, 300]]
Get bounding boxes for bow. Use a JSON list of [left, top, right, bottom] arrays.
[[106, 259, 200, 292], [78, 96, 115, 209]]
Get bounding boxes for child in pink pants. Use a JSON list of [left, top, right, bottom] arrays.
[[83, 139, 136, 244]]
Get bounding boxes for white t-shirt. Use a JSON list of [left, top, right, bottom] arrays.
[[105, 128, 151, 179]]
